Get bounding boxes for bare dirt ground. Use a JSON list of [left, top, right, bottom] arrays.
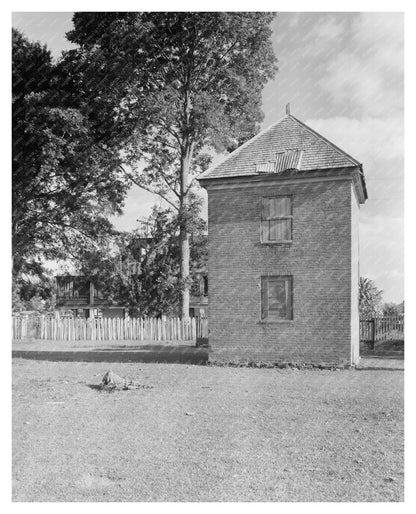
[[12, 358, 403, 502]]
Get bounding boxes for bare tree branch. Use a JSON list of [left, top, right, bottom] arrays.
[[160, 170, 181, 199], [118, 163, 179, 211], [96, 143, 180, 211]]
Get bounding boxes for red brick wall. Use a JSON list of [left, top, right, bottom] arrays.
[[207, 177, 355, 365]]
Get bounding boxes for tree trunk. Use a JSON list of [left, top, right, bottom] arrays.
[[180, 225, 190, 319], [180, 73, 194, 320], [179, 142, 193, 319]]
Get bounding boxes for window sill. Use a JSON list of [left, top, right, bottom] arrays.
[[258, 319, 294, 324], [259, 241, 293, 246]]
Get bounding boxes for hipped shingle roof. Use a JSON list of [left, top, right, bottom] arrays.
[[198, 114, 362, 181]]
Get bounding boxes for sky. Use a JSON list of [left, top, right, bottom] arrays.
[[12, 11, 404, 303]]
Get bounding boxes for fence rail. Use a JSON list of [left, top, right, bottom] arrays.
[[360, 315, 404, 343], [12, 315, 209, 342]]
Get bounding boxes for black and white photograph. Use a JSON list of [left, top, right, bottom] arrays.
[[9, 5, 406, 503]]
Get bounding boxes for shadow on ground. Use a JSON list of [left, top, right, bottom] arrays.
[[87, 384, 103, 391], [12, 344, 209, 365], [361, 354, 404, 360], [360, 340, 404, 358], [357, 341, 404, 371]]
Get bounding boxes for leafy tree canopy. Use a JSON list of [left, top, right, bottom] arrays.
[[12, 28, 129, 282], [381, 301, 404, 316], [64, 12, 277, 156], [12, 262, 56, 313], [359, 277, 383, 317]]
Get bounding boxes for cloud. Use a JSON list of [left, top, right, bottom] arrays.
[[278, 13, 347, 59], [318, 13, 403, 117], [360, 212, 403, 239], [306, 114, 404, 304], [359, 213, 404, 302], [379, 269, 404, 281], [286, 12, 303, 29], [309, 15, 346, 41], [306, 115, 403, 171], [355, 12, 404, 73]]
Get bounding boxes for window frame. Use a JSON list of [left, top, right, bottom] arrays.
[[261, 275, 293, 322], [260, 195, 293, 244]]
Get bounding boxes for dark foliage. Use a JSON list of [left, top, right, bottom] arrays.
[[12, 29, 129, 281]]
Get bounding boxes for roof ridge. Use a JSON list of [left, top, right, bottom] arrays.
[[288, 114, 361, 167], [198, 114, 290, 180]]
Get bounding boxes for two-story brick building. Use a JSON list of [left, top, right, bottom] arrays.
[[198, 110, 367, 366]]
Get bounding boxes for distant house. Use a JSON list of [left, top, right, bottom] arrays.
[[55, 275, 125, 318], [198, 109, 368, 366]]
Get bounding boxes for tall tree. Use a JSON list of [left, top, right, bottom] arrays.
[[64, 12, 277, 317], [12, 29, 129, 283]]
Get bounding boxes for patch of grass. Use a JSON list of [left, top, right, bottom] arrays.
[[374, 340, 404, 352], [361, 339, 404, 355], [12, 358, 404, 501]]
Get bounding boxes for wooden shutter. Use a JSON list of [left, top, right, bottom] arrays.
[[282, 219, 292, 241], [261, 197, 293, 243], [261, 277, 268, 319], [261, 198, 270, 242], [262, 198, 270, 219], [270, 197, 291, 217], [285, 277, 293, 320]]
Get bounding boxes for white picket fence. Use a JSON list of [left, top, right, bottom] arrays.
[[360, 315, 404, 343], [12, 315, 209, 342]]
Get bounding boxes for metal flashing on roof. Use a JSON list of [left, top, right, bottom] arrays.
[[256, 161, 276, 173]]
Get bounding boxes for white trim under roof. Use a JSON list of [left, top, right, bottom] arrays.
[[200, 167, 367, 204]]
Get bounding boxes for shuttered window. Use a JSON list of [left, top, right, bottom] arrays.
[[261, 276, 293, 321], [261, 196, 293, 243]]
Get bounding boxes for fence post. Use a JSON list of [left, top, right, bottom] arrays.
[[370, 318, 375, 349]]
